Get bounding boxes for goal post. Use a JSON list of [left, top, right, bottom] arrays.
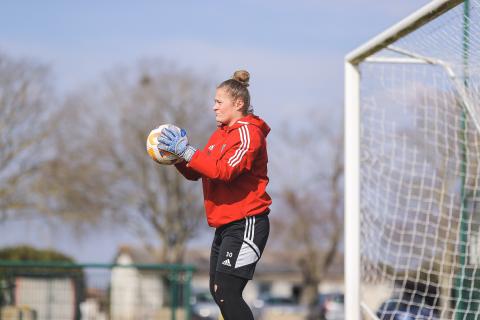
[[345, 1, 480, 319], [345, 58, 361, 320]]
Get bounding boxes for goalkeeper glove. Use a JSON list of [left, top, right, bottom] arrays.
[[158, 127, 197, 162]]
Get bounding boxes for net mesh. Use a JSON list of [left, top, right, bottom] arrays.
[[359, 1, 480, 319]]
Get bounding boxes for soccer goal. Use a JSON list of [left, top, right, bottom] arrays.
[[345, 1, 480, 319]]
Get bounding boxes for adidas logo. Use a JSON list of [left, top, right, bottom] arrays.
[[222, 259, 231, 267]]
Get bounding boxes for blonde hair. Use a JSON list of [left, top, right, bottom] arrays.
[[217, 70, 253, 115]]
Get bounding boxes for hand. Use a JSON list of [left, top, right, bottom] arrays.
[[158, 127, 197, 162]]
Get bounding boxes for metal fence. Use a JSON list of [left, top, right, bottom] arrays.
[[0, 260, 195, 320]]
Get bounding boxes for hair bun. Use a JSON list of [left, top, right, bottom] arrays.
[[232, 70, 250, 87]]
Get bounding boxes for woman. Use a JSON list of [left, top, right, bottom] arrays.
[[158, 70, 271, 320]]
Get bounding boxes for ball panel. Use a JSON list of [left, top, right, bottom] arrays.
[[146, 124, 181, 165], [147, 148, 156, 159]]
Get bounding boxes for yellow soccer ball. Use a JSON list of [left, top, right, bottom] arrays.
[[146, 124, 181, 165]]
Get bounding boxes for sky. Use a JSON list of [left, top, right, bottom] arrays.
[[0, 1, 431, 263]]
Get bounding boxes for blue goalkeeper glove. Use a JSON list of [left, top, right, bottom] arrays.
[[158, 127, 197, 162]]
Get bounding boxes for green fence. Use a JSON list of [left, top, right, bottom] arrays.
[[0, 260, 195, 320]]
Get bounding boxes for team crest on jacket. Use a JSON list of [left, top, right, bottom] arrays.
[[208, 144, 215, 153]]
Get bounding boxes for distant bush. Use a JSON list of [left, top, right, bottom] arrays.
[[0, 245, 76, 262]]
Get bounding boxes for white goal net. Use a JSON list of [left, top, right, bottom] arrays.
[[346, 1, 480, 319]]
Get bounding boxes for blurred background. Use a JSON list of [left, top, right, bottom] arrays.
[[0, 1, 429, 319]]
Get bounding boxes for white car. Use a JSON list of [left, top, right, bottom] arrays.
[[317, 292, 344, 320]]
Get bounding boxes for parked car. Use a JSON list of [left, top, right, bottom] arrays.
[[317, 292, 344, 320], [191, 290, 221, 320], [252, 295, 307, 320], [376, 296, 440, 320]]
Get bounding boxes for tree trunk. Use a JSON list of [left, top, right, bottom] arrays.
[[300, 279, 320, 320]]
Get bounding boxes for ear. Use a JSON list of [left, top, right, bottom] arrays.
[[234, 98, 244, 112]]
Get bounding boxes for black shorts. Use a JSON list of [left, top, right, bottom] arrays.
[[210, 211, 270, 280]]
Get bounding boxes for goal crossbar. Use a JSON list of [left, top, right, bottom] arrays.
[[346, 0, 463, 65]]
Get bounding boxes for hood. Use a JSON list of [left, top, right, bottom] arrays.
[[227, 114, 271, 137]]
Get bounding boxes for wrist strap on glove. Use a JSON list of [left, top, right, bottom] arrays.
[[183, 145, 197, 162]]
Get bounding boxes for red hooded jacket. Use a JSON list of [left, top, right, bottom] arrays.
[[175, 114, 272, 228]]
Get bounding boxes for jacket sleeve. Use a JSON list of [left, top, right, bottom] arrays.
[[174, 161, 202, 181], [188, 125, 262, 182]]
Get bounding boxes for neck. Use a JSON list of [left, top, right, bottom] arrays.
[[227, 114, 245, 127]]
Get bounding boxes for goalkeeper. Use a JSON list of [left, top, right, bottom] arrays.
[[158, 70, 271, 320]]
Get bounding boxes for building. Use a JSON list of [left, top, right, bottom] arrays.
[[110, 245, 344, 307], [109, 246, 165, 320]]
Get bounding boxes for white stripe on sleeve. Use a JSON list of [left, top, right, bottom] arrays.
[[230, 125, 250, 167], [227, 126, 245, 165], [228, 125, 246, 166]]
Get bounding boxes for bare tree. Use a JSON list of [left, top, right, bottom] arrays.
[[43, 60, 213, 263], [0, 51, 59, 223], [271, 114, 344, 319], [35, 92, 115, 229]]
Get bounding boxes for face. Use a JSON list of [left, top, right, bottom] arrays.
[[213, 87, 244, 126]]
